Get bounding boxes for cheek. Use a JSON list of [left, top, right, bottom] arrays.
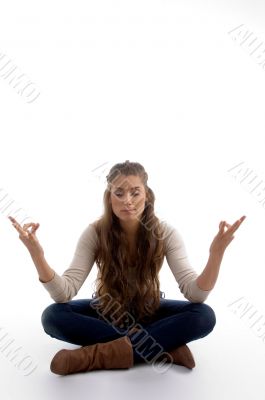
[[136, 196, 145, 207], [110, 195, 119, 208]]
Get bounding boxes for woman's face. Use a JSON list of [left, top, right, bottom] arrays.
[[110, 174, 147, 223]]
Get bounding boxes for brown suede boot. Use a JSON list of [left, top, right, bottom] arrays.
[[127, 327, 195, 370], [156, 344, 195, 369], [50, 336, 134, 375]]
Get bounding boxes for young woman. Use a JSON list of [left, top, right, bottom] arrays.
[[9, 160, 246, 376]]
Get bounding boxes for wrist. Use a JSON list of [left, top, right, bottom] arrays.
[[30, 249, 45, 260], [209, 249, 224, 260]]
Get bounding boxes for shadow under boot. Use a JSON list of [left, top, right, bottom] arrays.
[[50, 336, 134, 375]]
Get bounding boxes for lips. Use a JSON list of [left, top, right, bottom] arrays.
[[121, 209, 135, 211]]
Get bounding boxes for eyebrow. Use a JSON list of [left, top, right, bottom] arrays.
[[115, 186, 141, 190]]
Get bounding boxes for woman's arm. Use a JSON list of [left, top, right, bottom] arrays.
[[196, 251, 223, 291], [163, 222, 212, 303], [9, 216, 98, 301], [31, 251, 55, 283], [196, 216, 246, 291]]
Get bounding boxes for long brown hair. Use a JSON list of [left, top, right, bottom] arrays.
[[91, 160, 166, 328]]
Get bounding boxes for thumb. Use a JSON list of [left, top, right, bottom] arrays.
[[219, 221, 225, 231]]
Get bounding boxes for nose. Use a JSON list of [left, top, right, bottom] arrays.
[[123, 193, 133, 205], [124, 198, 132, 205]]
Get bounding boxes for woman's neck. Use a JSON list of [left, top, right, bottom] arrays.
[[120, 219, 140, 237]]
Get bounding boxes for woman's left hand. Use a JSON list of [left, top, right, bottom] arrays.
[[209, 215, 246, 256]]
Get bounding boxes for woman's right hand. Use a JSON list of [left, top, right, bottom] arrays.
[[8, 216, 44, 257]]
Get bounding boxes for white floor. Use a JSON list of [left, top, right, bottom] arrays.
[[1, 300, 265, 400]]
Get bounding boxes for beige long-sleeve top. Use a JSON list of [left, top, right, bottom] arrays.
[[39, 221, 212, 303]]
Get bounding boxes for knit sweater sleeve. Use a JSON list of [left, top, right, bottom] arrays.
[[162, 221, 212, 303], [39, 223, 99, 302]]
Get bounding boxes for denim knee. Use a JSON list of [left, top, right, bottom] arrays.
[[196, 303, 216, 335], [41, 303, 66, 334]]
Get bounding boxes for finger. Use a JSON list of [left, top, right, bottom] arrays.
[[27, 225, 37, 233], [224, 222, 232, 230], [224, 224, 239, 235], [220, 221, 231, 229], [10, 220, 24, 235], [24, 224, 39, 235], [219, 221, 226, 233], [32, 223, 39, 232], [8, 216, 19, 225], [8, 217, 24, 233], [23, 223, 34, 229], [231, 217, 245, 230], [11, 221, 31, 237], [225, 217, 245, 234], [30, 225, 39, 234]]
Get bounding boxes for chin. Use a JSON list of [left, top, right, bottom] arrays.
[[119, 214, 135, 219]]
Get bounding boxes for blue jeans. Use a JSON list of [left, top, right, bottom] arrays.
[[41, 296, 216, 364]]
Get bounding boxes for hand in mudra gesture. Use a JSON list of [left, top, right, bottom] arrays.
[[8, 216, 44, 256], [209, 215, 246, 256]]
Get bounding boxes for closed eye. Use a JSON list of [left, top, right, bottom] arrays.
[[115, 193, 139, 197]]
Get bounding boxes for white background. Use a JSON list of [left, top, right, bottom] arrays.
[[0, 1, 265, 399]]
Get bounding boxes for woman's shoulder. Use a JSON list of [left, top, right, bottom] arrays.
[[158, 219, 176, 240], [76, 220, 100, 246], [157, 219, 186, 252]]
